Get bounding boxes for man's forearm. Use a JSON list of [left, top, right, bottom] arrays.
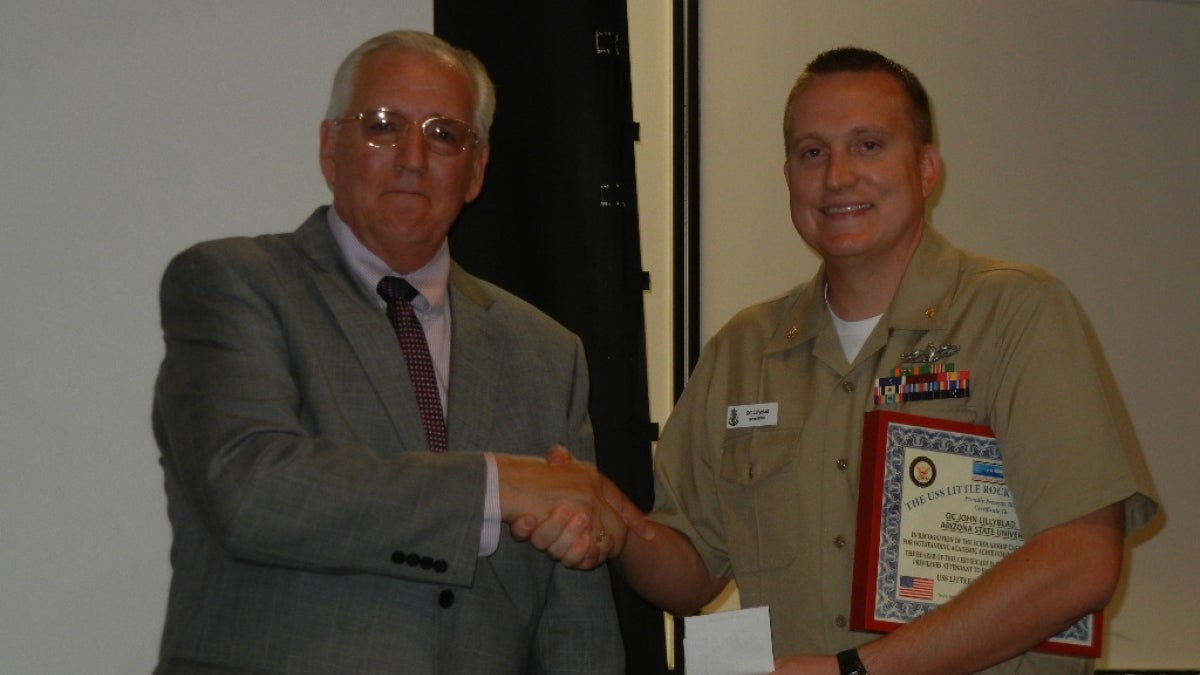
[[855, 502, 1125, 675], [614, 521, 729, 616]]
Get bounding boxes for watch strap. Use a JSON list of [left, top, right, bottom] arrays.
[[836, 647, 869, 675]]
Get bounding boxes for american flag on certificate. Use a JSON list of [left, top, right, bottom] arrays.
[[898, 575, 934, 601]]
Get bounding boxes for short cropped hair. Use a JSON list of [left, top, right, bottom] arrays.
[[325, 30, 496, 144], [783, 46, 933, 147]]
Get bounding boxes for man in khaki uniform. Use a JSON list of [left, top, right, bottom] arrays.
[[517, 47, 1159, 675]]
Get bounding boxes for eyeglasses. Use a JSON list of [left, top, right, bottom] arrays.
[[332, 109, 478, 156]]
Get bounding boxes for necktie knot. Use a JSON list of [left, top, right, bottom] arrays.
[[377, 276, 420, 305]]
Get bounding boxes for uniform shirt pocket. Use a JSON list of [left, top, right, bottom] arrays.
[[718, 428, 802, 572]]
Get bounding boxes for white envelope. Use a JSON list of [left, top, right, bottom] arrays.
[[683, 606, 775, 675]]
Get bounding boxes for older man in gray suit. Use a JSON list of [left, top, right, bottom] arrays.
[[152, 30, 645, 674]]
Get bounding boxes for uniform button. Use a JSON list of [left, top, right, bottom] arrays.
[[420, 556, 435, 569], [433, 560, 448, 574], [835, 615, 848, 628], [833, 535, 847, 549], [406, 553, 421, 567], [438, 589, 455, 608], [391, 551, 405, 564], [836, 458, 849, 471], [841, 381, 855, 393]]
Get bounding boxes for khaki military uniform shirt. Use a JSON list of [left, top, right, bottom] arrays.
[[650, 228, 1159, 674]]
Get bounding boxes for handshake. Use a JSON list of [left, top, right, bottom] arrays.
[[496, 446, 655, 570]]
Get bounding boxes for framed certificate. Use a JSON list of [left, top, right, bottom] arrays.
[[850, 410, 1101, 657]]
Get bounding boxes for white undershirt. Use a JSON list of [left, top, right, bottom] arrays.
[[828, 306, 882, 363]]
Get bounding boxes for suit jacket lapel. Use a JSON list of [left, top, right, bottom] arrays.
[[445, 263, 501, 452], [289, 210, 429, 454]]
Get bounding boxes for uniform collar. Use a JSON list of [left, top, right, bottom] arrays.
[[886, 227, 960, 332], [765, 227, 961, 356]]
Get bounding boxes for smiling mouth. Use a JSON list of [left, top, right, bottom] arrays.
[[821, 202, 873, 216]]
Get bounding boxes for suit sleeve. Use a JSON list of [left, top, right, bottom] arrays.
[[153, 242, 486, 585]]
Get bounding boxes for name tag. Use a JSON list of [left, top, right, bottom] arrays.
[[726, 402, 778, 429]]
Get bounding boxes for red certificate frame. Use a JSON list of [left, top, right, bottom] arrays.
[[850, 410, 1102, 658]]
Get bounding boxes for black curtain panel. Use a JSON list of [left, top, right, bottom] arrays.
[[434, 3, 665, 673]]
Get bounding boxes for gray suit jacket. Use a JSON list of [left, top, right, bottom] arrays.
[[152, 207, 623, 674]]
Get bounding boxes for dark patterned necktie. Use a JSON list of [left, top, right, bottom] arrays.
[[377, 277, 447, 452]]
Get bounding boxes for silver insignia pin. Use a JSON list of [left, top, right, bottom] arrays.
[[900, 342, 960, 364]]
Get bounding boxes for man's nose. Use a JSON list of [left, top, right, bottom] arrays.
[[824, 151, 856, 190], [394, 123, 429, 171]]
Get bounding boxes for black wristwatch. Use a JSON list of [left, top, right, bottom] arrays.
[[836, 648, 869, 675]]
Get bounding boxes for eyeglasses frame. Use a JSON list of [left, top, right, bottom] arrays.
[[330, 109, 479, 155]]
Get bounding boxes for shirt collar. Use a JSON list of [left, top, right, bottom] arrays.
[[326, 205, 451, 313], [765, 227, 960, 355], [886, 227, 959, 331]]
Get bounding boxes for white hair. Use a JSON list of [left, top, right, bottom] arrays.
[[325, 30, 495, 143]]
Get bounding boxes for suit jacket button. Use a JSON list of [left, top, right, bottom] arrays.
[[433, 560, 448, 574], [391, 551, 406, 564], [438, 589, 455, 608]]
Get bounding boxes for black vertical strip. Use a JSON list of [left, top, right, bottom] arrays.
[[674, 0, 701, 399], [434, 3, 665, 673]]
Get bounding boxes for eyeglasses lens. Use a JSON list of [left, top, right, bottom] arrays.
[[359, 111, 472, 155]]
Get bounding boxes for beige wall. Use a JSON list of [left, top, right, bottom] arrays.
[[630, 1, 678, 432]]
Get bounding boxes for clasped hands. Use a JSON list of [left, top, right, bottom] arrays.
[[497, 449, 836, 674], [497, 446, 652, 570]]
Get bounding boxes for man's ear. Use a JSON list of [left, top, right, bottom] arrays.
[[920, 143, 942, 199], [318, 120, 338, 188]]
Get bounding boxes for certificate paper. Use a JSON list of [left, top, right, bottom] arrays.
[[851, 411, 1101, 657]]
